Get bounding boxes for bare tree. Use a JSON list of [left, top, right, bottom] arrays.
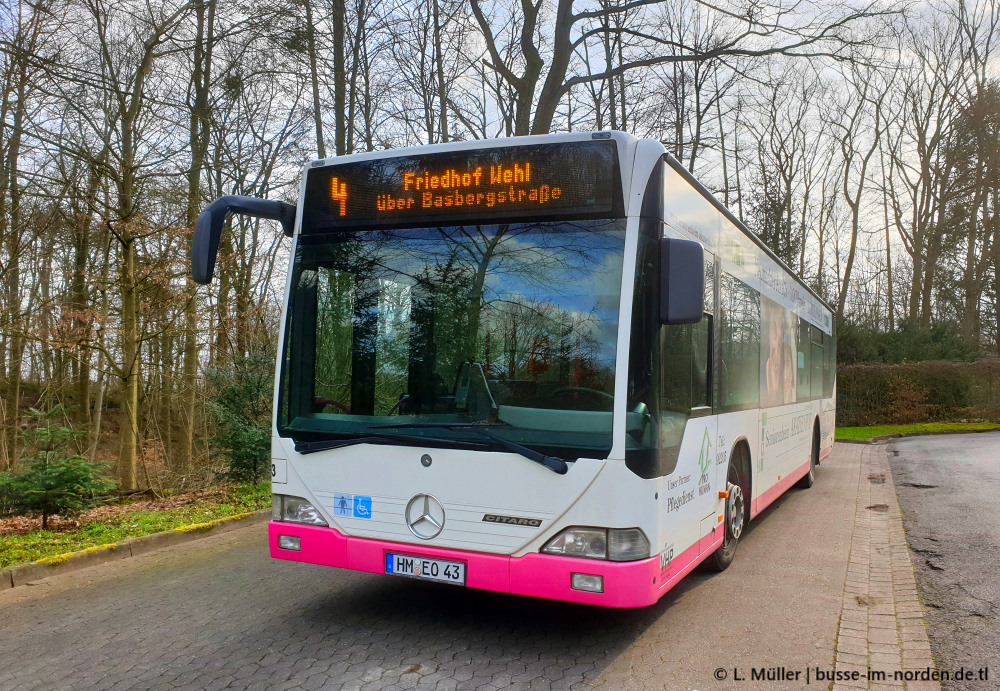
[[79, 0, 192, 489], [828, 58, 891, 320], [887, 15, 966, 327], [0, 0, 61, 468], [470, 0, 893, 136], [179, 0, 216, 473]]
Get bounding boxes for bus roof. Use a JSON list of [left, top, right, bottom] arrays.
[[660, 151, 835, 320]]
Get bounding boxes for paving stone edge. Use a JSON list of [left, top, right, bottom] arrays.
[[830, 443, 940, 691], [0, 508, 270, 590]]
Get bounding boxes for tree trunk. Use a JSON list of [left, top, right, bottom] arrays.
[[530, 0, 573, 135], [921, 245, 939, 327], [180, 0, 215, 473], [908, 244, 923, 323], [214, 232, 233, 367], [333, 0, 346, 155], [346, 0, 366, 154], [602, 1, 617, 131], [993, 222, 1000, 354], [304, 0, 325, 158], [961, 148, 986, 347], [837, 213, 860, 321], [1, 36, 29, 469], [879, 145, 894, 331], [117, 112, 141, 491], [72, 162, 103, 431], [119, 237, 140, 489], [432, 0, 449, 143], [90, 232, 112, 461]]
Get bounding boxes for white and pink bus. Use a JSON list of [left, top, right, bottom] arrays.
[[192, 132, 836, 608]]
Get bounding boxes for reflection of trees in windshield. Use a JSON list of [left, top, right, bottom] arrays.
[[287, 220, 625, 424], [314, 269, 354, 409], [484, 298, 612, 409], [427, 221, 611, 365]]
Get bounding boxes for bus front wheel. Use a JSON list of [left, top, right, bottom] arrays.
[[709, 444, 750, 572]]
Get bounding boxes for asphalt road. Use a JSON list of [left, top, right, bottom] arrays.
[[0, 446, 859, 691], [889, 432, 1000, 689]]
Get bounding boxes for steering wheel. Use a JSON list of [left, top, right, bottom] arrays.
[[386, 396, 413, 415], [551, 387, 615, 402], [313, 397, 349, 413]]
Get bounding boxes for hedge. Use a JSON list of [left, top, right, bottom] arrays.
[[837, 358, 1000, 427]]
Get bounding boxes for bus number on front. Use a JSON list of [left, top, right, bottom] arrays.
[[271, 459, 287, 484]]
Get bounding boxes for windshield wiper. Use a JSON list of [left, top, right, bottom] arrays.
[[295, 433, 487, 455], [373, 423, 568, 475]]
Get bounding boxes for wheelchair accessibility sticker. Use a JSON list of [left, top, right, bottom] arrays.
[[353, 495, 372, 519]]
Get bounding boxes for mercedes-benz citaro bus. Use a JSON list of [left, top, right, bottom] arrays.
[[191, 132, 836, 608]]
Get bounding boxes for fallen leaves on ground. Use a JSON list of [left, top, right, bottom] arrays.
[[0, 489, 234, 536]]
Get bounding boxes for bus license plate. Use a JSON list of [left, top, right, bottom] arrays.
[[385, 553, 466, 586]]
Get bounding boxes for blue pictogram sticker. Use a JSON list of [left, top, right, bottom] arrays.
[[333, 493, 353, 517], [353, 495, 372, 519]]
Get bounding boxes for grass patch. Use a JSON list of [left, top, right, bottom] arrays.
[[0, 482, 269, 569], [836, 421, 1000, 442]]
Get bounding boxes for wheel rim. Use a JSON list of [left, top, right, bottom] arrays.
[[728, 481, 745, 540]]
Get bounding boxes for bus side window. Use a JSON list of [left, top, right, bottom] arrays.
[[811, 327, 824, 399], [823, 328, 836, 398], [718, 273, 760, 411], [797, 317, 810, 402]]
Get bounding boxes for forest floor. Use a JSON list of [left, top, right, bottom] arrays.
[[836, 420, 1000, 441], [0, 483, 269, 569]]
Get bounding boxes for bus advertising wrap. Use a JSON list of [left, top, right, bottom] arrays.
[[301, 141, 623, 232]]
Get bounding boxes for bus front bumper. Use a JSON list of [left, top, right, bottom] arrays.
[[268, 521, 719, 608]]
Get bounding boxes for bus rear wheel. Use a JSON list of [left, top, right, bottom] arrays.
[[796, 423, 820, 489], [709, 444, 749, 572]]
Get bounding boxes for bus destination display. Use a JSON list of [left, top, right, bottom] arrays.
[[301, 141, 622, 232]]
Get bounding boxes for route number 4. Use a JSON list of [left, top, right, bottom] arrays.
[[330, 177, 348, 216]]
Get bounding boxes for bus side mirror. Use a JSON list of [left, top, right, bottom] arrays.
[[191, 195, 297, 284], [660, 237, 704, 325]]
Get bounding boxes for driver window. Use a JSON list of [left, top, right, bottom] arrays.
[[660, 315, 711, 449]]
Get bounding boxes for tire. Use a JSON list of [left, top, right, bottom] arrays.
[[709, 443, 750, 572], [797, 423, 820, 489]]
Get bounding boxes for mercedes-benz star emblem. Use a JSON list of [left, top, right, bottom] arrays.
[[405, 493, 445, 540]]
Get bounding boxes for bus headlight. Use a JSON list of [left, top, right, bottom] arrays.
[[543, 527, 607, 559], [272, 494, 328, 526], [542, 527, 650, 561]]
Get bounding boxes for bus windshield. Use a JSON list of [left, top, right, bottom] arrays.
[[277, 219, 626, 459]]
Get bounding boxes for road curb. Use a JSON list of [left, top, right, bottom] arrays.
[[837, 435, 909, 445], [830, 442, 940, 690], [0, 509, 271, 590], [839, 427, 1000, 445]]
